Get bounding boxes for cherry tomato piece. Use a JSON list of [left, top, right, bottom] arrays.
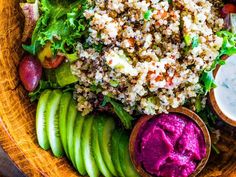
[[41, 55, 65, 69]]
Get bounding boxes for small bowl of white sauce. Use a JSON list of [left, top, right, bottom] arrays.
[[209, 55, 236, 126]]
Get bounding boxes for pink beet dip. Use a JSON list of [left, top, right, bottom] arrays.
[[135, 113, 206, 177]]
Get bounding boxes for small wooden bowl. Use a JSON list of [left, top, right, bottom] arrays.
[[129, 107, 211, 177], [209, 56, 236, 127]]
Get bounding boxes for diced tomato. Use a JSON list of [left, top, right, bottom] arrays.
[[37, 42, 65, 69], [221, 4, 236, 18], [128, 38, 135, 47], [42, 55, 65, 69], [155, 75, 163, 82], [166, 76, 173, 86]]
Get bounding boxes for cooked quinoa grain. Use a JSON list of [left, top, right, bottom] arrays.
[[72, 0, 224, 115]]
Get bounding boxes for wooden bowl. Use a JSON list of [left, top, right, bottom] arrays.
[[129, 107, 211, 177], [0, 0, 236, 177], [0, 1, 78, 176], [209, 56, 236, 127]]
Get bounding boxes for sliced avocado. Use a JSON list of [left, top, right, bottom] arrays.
[[36, 89, 52, 150], [73, 112, 87, 175], [59, 92, 72, 157], [66, 99, 77, 166], [55, 62, 79, 87], [119, 132, 140, 177], [93, 116, 113, 177], [82, 114, 100, 177], [111, 129, 125, 177], [45, 90, 64, 157], [98, 115, 118, 176]]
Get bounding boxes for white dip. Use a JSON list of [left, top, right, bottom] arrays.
[[215, 55, 236, 121]]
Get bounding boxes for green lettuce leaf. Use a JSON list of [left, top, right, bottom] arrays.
[[23, 0, 89, 55], [200, 30, 236, 93], [28, 80, 59, 102], [102, 96, 133, 129], [200, 70, 217, 93]]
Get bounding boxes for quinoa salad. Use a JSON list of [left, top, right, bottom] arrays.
[[19, 0, 236, 176], [70, 0, 224, 115]]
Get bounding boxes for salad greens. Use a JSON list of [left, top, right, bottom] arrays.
[[22, 0, 236, 135], [144, 10, 152, 21], [29, 79, 75, 102], [200, 30, 236, 93], [191, 36, 199, 48], [23, 0, 89, 55], [29, 62, 77, 102], [29, 80, 58, 102], [102, 96, 133, 129], [197, 31, 236, 154]]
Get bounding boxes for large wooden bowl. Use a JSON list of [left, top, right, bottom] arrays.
[[0, 0, 236, 176]]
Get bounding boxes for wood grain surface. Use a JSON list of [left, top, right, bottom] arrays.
[[0, 0, 235, 177]]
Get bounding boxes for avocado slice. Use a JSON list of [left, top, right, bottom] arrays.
[[45, 90, 64, 157], [55, 62, 79, 87], [73, 113, 87, 175], [93, 116, 113, 177], [82, 114, 100, 177]]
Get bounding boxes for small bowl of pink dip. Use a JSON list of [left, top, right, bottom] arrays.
[[129, 107, 211, 177]]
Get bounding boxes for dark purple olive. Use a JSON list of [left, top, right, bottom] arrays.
[[19, 55, 42, 92]]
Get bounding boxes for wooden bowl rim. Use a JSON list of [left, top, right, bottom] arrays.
[[209, 57, 236, 127], [129, 107, 211, 177], [0, 117, 45, 176]]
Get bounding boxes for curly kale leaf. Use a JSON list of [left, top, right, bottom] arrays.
[[23, 0, 89, 55]]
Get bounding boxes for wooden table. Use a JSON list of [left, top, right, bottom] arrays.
[[0, 146, 25, 177]]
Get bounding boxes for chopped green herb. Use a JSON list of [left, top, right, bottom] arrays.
[[200, 70, 216, 93], [90, 84, 102, 94], [109, 80, 119, 87], [195, 96, 202, 113], [192, 36, 199, 48], [184, 35, 192, 46], [144, 10, 152, 21], [93, 43, 104, 53], [114, 64, 124, 70], [222, 82, 229, 89], [83, 42, 104, 53], [184, 35, 199, 48]]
